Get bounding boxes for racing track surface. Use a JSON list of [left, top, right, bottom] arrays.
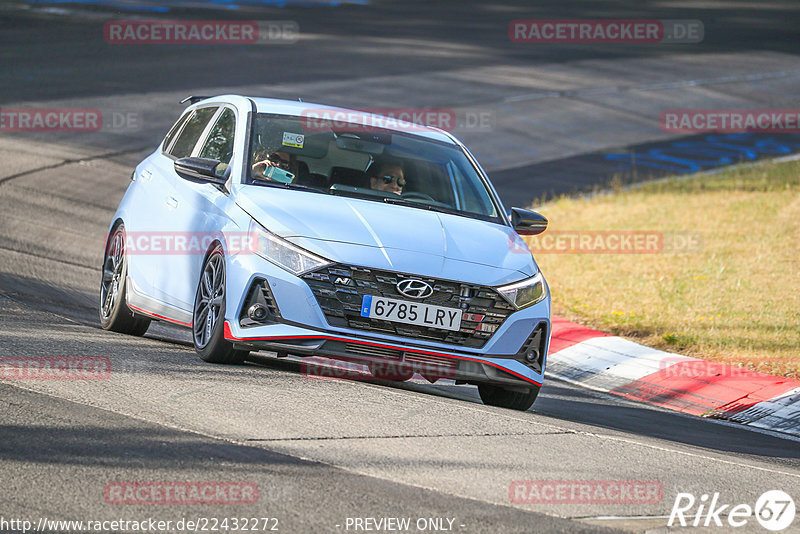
[[1, 1, 800, 533]]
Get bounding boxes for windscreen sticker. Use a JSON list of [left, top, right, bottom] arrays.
[[282, 132, 304, 148]]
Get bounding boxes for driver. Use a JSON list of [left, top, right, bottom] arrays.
[[368, 160, 405, 195]]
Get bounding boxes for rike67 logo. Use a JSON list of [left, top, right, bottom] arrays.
[[669, 490, 795, 531]]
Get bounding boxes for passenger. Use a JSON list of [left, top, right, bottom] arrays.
[[251, 149, 296, 182]]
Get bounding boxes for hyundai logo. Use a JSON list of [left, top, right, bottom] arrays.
[[396, 279, 433, 299]]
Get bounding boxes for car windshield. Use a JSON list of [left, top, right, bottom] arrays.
[[247, 113, 502, 223]]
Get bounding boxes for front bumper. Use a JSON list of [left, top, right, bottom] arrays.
[[225, 252, 551, 389], [224, 320, 547, 389]]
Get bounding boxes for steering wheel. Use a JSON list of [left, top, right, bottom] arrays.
[[401, 191, 435, 202]]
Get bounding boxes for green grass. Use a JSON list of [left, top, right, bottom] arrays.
[[528, 159, 800, 378]]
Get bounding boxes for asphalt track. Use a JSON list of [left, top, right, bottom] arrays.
[[1, 1, 800, 533]]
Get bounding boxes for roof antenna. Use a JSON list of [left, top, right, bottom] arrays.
[[298, 97, 303, 102]]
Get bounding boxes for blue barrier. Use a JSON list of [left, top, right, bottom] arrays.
[[604, 133, 800, 174]]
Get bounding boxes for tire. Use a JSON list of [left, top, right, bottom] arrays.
[[478, 383, 540, 411], [100, 223, 151, 336], [192, 245, 248, 364], [369, 361, 414, 381]]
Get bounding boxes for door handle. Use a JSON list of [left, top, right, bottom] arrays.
[[166, 196, 179, 208]]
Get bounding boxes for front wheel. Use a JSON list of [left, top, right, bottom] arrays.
[[100, 223, 150, 336], [193, 245, 248, 364], [478, 384, 540, 411]]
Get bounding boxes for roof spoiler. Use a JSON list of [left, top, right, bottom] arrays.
[[180, 95, 212, 105]]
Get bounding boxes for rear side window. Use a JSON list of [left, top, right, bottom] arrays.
[[199, 108, 236, 164], [169, 107, 217, 158]]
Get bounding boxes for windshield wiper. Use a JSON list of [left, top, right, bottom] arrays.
[[251, 178, 327, 194], [382, 196, 456, 215]]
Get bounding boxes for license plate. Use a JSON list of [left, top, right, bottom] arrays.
[[360, 295, 462, 332]]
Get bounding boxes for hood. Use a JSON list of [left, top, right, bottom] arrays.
[[235, 185, 537, 286]]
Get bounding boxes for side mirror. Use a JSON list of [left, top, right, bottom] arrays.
[[174, 157, 227, 186], [510, 207, 548, 236]]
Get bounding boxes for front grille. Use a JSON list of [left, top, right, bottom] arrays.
[[302, 265, 515, 348], [344, 342, 403, 360], [404, 352, 458, 371]]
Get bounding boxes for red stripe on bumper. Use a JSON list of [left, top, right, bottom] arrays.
[[223, 321, 542, 387]]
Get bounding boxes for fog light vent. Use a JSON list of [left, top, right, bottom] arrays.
[[518, 322, 547, 373], [239, 278, 282, 327]]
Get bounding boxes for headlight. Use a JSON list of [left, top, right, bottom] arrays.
[[496, 272, 547, 310], [249, 221, 332, 276]]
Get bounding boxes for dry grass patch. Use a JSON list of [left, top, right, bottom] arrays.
[[529, 159, 800, 378]]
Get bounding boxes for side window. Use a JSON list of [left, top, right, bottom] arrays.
[[450, 161, 496, 217], [198, 108, 236, 165], [169, 107, 217, 158], [162, 111, 191, 152]]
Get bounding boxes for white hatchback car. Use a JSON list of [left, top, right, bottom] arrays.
[[101, 95, 551, 410]]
